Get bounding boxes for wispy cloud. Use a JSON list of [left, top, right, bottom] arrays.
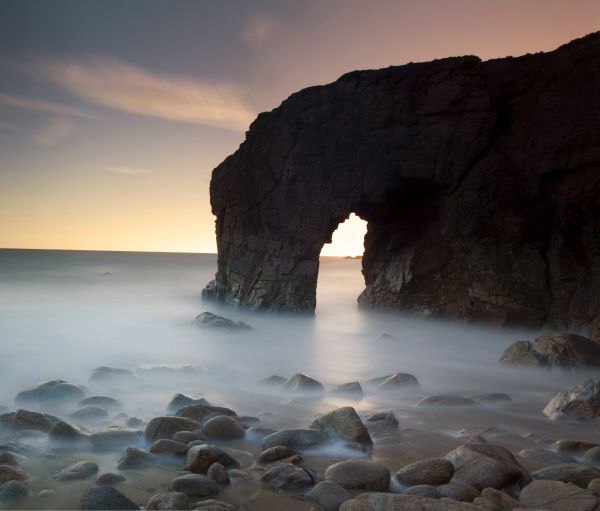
[[34, 117, 73, 146], [241, 15, 278, 43], [0, 121, 22, 132], [37, 56, 256, 131], [99, 165, 155, 177], [0, 92, 100, 119]]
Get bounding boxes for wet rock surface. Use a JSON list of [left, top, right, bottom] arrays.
[[77, 486, 139, 510], [543, 378, 600, 421], [395, 458, 454, 486], [325, 460, 390, 491], [262, 428, 329, 450], [193, 312, 250, 330], [309, 406, 372, 445]]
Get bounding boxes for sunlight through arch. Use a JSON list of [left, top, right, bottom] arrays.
[[320, 213, 367, 257]]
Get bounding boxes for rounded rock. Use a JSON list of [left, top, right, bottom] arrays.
[[308, 480, 351, 511], [395, 458, 454, 486], [146, 491, 190, 510], [325, 460, 390, 491], [207, 462, 230, 485], [77, 486, 139, 510], [403, 484, 440, 498], [202, 415, 245, 440], [168, 474, 219, 498]]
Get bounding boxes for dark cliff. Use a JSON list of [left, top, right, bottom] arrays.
[[204, 33, 600, 339]]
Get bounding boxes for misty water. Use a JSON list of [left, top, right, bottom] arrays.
[[1, 249, 599, 509]]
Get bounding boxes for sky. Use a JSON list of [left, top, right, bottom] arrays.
[[0, 0, 598, 255]]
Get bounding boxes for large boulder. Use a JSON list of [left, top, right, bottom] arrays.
[[325, 460, 390, 491], [444, 443, 531, 490], [531, 462, 600, 488], [184, 444, 240, 473], [77, 486, 139, 510], [339, 492, 484, 510], [15, 380, 84, 405], [395, 458, 454, 486], [309, 406, 372, 445], [543, 378, 600, 421], [145, 416, 201, 442], [262, 428, 329, 450], [500, 333, 600, 368], [0, 409, 61, 432], [520, 479, 600, 511]]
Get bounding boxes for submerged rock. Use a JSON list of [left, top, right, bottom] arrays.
[[467, 393, 512, 403], [531, 462, 600, 488], [543, 378, 600, 421], [325, 460, 390, 491], [258, 375, 287, 386], [89, 366, 137, 383], [500, 333, 600, 368], [91, 429, 142, 450], [0, 465, 28, 484], [193, 312, 250, 330], [79, 396, 123, 410], [70, 406, 109, 422], [365, 411, 399, 433], [54, 460, 99, 481], [146, 492, 190, 511], [518, 448, 575, 464], [553, 440, 600, 453], [0, 480, 28, 502], [0, 452, 24, 467], [184, 444, 240, 473], [77, 486, 139, 510], [262, 428, 329, 451], [308, 480, 351, 511], [395, 458, 454, 486], [283, 373, 324, 392], [332, 382, 364, 396], [207, 462, 230, 485], [145, 416, 201, 442], [261, 462, 316, 490], [0, 409, 60, 432], [374, 373, 419, 390], [96, 472, 126, 485], [15, 380, 84, 405], [168, 474, 219, 498], [116, 447, 156, 470], [417, 395, 478, 407], [309, 406, 372, 445], [258, 446, 298, 463]]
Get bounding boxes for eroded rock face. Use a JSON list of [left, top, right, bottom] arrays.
[[204, 33, 600, 338]]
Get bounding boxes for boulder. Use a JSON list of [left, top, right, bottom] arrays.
[[54, 460, 99, 481], [262, 428, 329, 450], [0, 465, 27, 484], [543, 379, 600, 420], [168, 474, 219, 498], [444, 443, 531, 490], [77, 486, 139, 510], [518, 448, 575, 464], [417, 395, 478, 407], [261, 462, 315, 490], [202, 415, 245, 440], [283, 373, 324, 392], [15, 380, 84, 405], [309, 406, 372, 445], [325, 460, 390, 491], [531, 462, 600, 488], [520, 479, 600, 510], [48, 420, 90, 444], [395, 458, 454, 486], [308, 480, 351, 511], [207, 462, 230, 485], [339, 493, 484, 510], [116, 448, 156, 470], [79, 396, 123, 410], [146, 492, 190, 510], [166, 393, 210, 413], [0, 409, 60, 432], [145, 416, 201, 442], [332, 382, 364, 396], [149, 439, 188, 456], [193, 312, 250, 330], [70, 406, 109, 422], [500, 333, 600, 368], [95, 472, 126, 485], [472, 488, 519, 510], [437, 482, 479, 502], [365, 411, 399, 433], [258, 445, 298, 463], [404, 485, 440, 499], [184, 444, 240, 473], [175, 405, 236, 425], [90, 429, 142, 450], [0, 480, 28, 502], [375, 373, 419, 390]]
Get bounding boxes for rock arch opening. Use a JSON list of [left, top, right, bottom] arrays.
[[320, 213, 367, 258]]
